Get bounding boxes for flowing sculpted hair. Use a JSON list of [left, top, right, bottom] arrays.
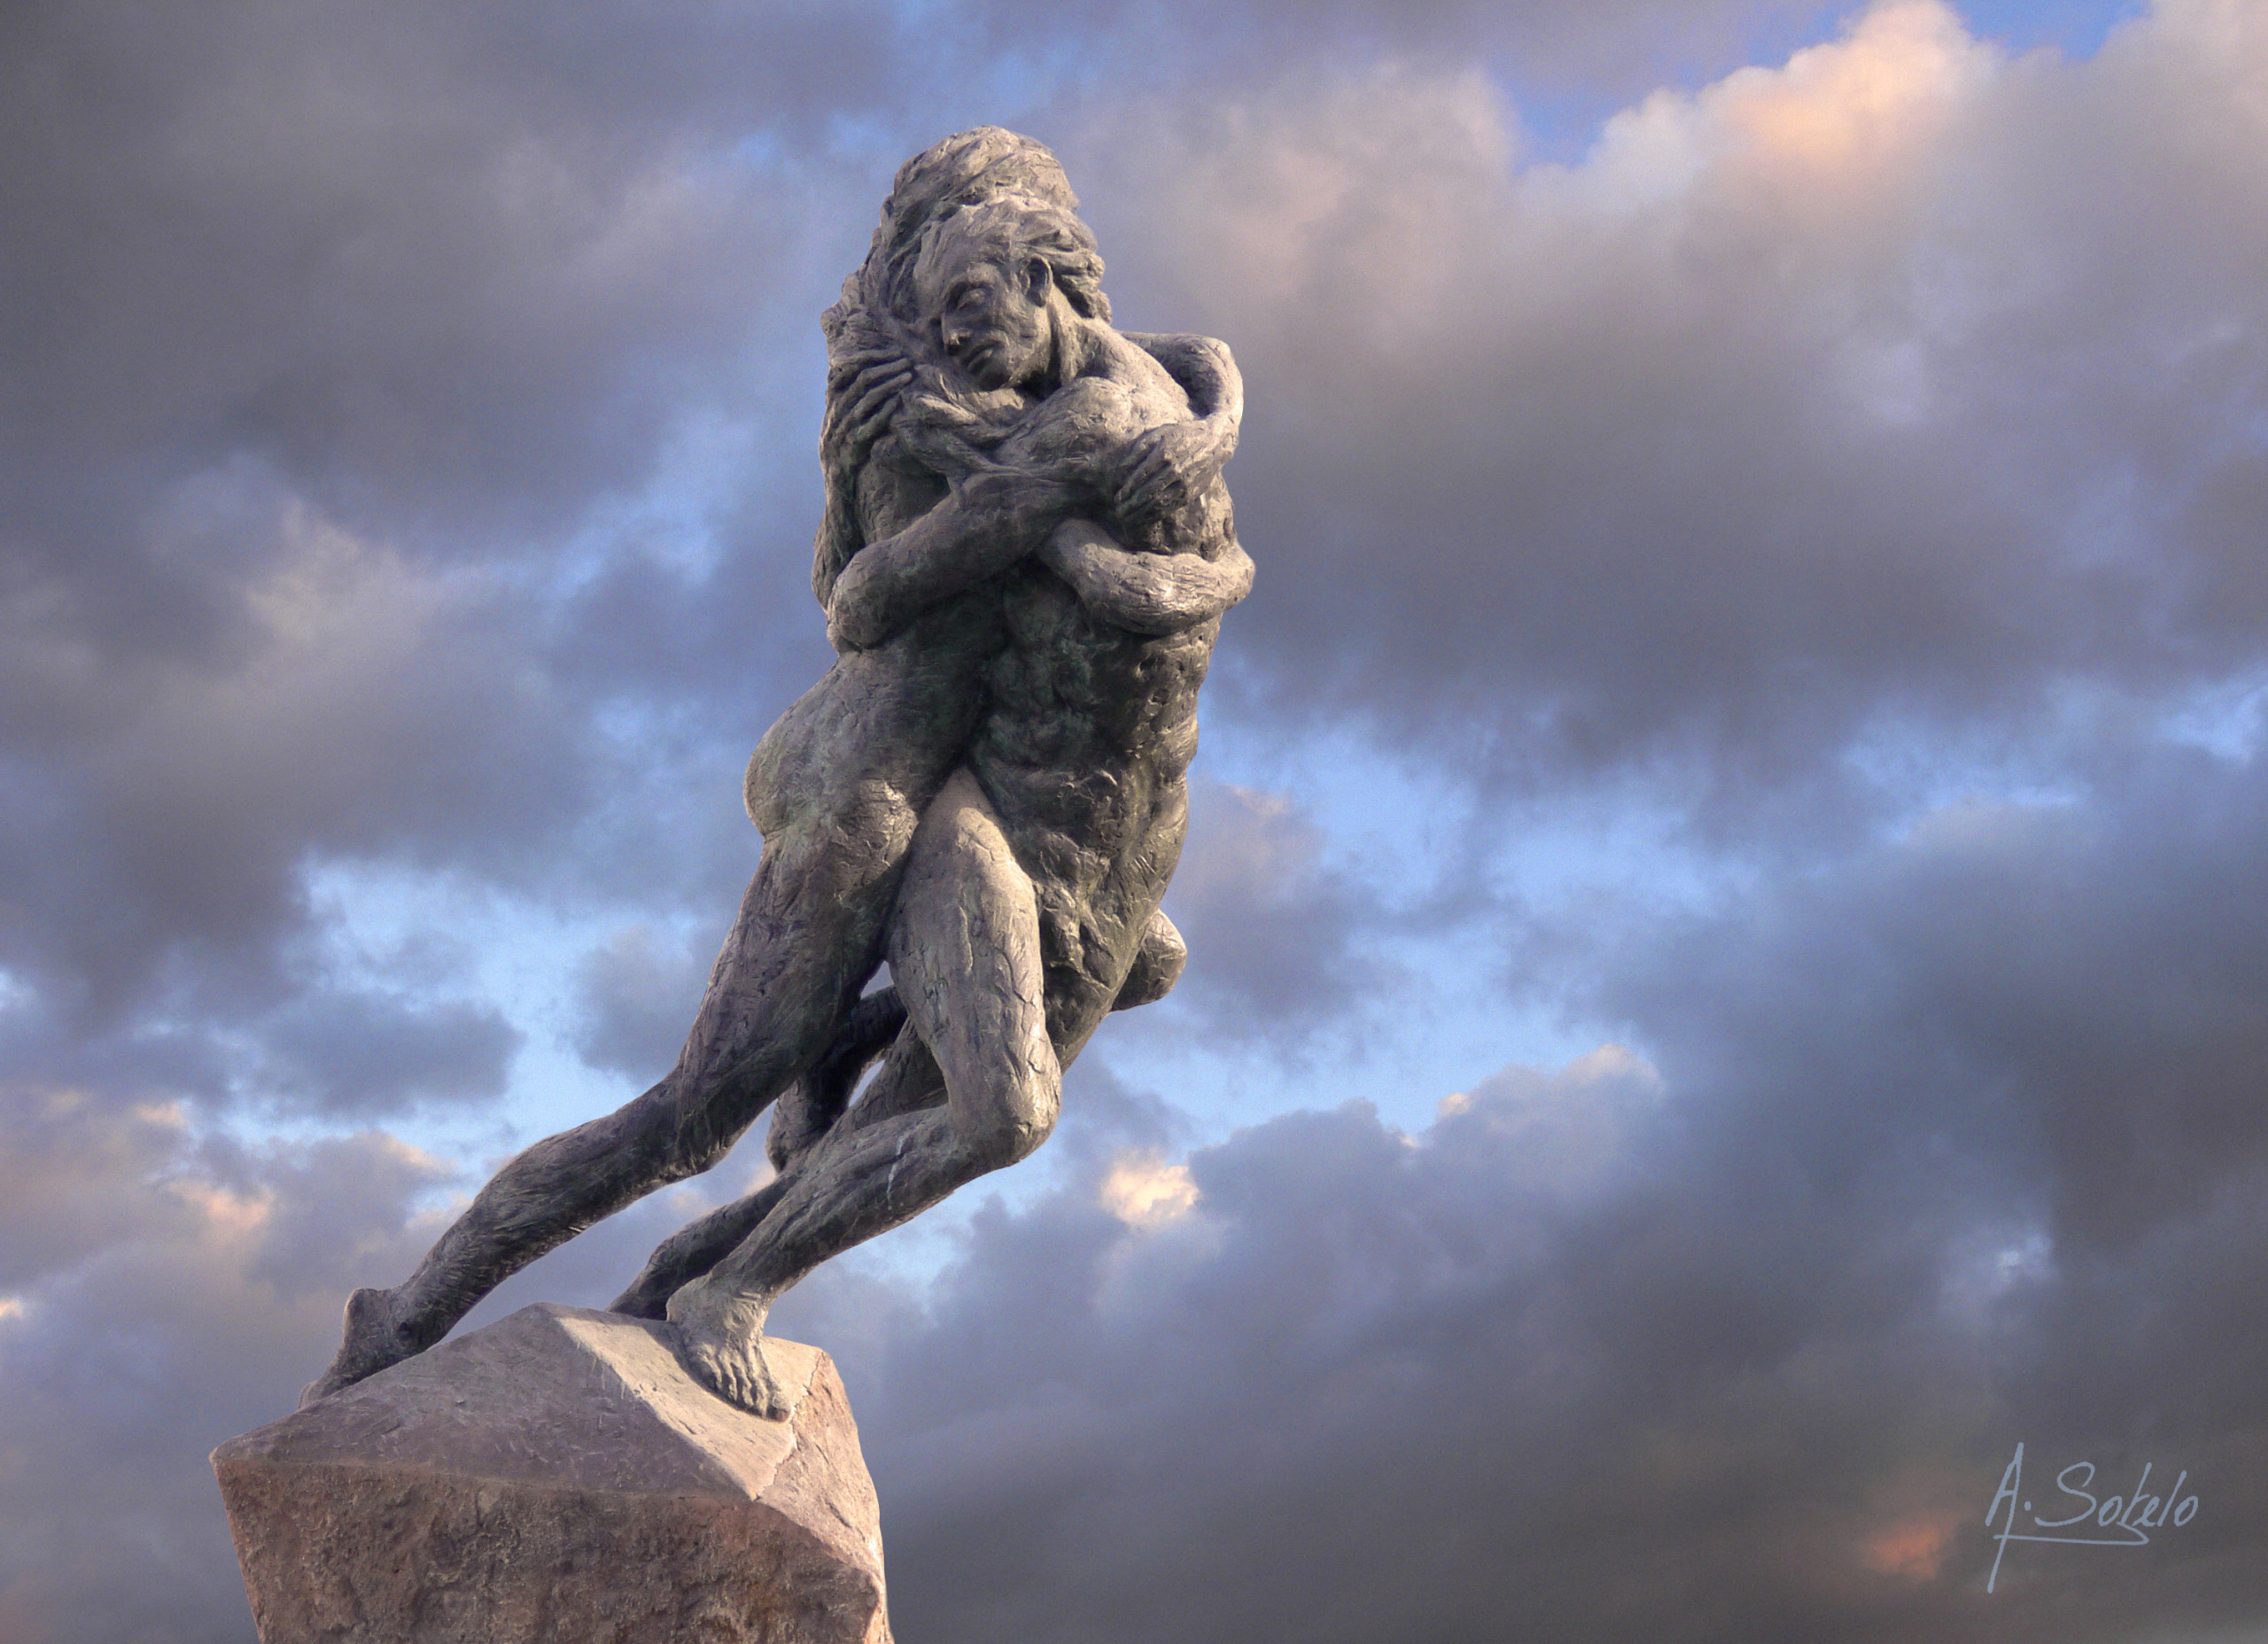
[[838, 128, 1088, 333], [813, 129, 1110, 602], [909, 192, 1110, 325]]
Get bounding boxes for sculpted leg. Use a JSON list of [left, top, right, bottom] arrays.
[[607, 1176, 791, 1322], [300, 818, 905, 1405], [669, 769, 1060, 1416], [610, 1021, 948, 1315], [613, 907, 1180, 1308], [762, 987, 910, 1174], [609, 989, 910, 1318], [1114, 908, 1185, 1010]]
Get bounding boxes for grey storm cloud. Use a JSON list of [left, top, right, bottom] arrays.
[[0, 1121, 454, 1642], [8, 981, 2264, 1641], [772, 1034, 2258, 1643], [955, 0, 1843, 100], [254, 987, 522, 1115], [1062, 1, 2268, 810], [1589, 737, 2268, 1258], [1, 0, 889, 547], [794, 732, 2268, 1640], [571, 920, 718, 1079], [1153, 777, 1401, 1040], [0, 0, 895, 1099]]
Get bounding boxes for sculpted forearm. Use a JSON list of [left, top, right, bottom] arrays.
[[825, 506, 980, 652], [811, 335, 921, 609], [827, 471, 1074, 651], [1038, 519, 1254, 635], [811, 482, 861, 609], [1126, 333, 1243, 461], [1115, 335, 1242, 524]]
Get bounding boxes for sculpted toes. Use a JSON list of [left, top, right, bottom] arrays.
[[675, 1330, 726, 1401]]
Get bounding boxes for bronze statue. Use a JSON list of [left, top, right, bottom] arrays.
[[306, 128, 1248, 1416]]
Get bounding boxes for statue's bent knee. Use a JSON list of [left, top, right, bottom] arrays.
[[1114, 910, 1187, 1011], [969, 1078, 1060, 1173]]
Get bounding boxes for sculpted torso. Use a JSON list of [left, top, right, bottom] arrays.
[[745, 313, 1236, 1067], [972, 341, 1231, 1048]]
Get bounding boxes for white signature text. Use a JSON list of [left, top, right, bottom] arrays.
[[1985, 1442, 2198, 1592]]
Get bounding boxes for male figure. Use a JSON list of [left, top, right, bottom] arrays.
[[660, 190, 1250, 1414], [301, 132, 1237, 1406]]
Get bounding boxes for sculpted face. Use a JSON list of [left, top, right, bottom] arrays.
[[925, 239, 1053, 392]]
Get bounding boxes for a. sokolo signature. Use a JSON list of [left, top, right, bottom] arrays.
[[1985, 1442, 2200, 1592]]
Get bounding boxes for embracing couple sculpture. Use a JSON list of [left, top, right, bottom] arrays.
[[306, 128, 1250, 1417]]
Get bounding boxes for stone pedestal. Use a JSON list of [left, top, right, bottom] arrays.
[[213, 1304, 889, 1644]]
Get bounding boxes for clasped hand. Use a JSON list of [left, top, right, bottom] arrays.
[[1111, 419, 1226, 532]]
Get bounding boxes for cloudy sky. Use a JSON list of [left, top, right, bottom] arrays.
[[6, 0, 2268, 1638]]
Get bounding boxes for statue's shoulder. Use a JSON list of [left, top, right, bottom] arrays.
[[1119, 330, 1241, 438], [1122, 330, 1238, 383], [1085, 325, 1189, 409]]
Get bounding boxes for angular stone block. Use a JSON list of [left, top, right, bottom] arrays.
[[213, 1304, 889, 1644]]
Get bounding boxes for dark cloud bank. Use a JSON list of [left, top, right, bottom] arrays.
[[6, 0, 2268, 1639]]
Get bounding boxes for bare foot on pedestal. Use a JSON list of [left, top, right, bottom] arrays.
[[299, 1287, 415, 1407], [667, 1279, 792, 1420]]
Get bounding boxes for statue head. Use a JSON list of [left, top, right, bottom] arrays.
[[812, 130, 1107, 597], [911, 191, 1109, 392], [827, 127, 1089, 342]]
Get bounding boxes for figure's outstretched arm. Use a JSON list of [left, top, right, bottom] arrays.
[[1119, 333, 1243, 525], [1037, 518, 1254, 635], [826, 465, 1080, 650]]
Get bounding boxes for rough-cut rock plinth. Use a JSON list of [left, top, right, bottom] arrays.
[[213, 1303, 889, 1644]]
